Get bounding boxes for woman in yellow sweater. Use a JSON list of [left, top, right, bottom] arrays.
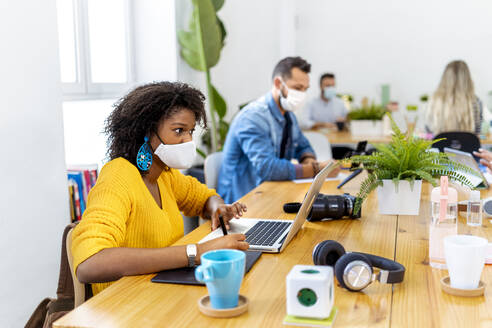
[[72, 82, 249, 295]]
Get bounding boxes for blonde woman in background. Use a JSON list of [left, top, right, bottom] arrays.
[[426, 60, 483, 135]]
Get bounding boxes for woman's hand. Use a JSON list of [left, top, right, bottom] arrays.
[[203, 195, 248, 230], [197, 234, 249, 262], [211, 202, 248, 230], [473, 148, 492, 171]]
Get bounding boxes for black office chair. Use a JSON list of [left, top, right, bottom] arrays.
[[331, 146, 355, 160], [433, 131, 481, 160]]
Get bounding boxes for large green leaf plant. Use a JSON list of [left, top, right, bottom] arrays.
[[178, 0, 228, 156], [350, 114, 480, 214]]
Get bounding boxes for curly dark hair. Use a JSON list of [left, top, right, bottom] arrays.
[[104, 81, 207, 167]]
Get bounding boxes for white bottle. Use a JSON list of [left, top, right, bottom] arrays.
[[429, 176, 457, 269], [467, 190, 483, 226]]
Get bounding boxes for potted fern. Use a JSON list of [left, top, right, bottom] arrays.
[[350, 115, 478, 215], [348, 104, 387, 137]]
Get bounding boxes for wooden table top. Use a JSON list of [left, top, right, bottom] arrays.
[[320, 129, 393, 145], [54, 176, 492, 328], [313, 128, 492, 146]]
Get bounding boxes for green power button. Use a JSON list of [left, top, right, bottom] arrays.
[[297, 288, 317, 306]]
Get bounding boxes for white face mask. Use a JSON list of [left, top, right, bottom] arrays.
[[154, 140, 196, 169], [323, 86, 336, 99], [279, 80, 307, 112]]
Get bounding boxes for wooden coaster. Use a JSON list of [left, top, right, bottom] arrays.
[[440, 276, 485, 297], [198, 295, 249, 318]]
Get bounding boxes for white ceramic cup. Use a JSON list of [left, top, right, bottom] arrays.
[[444, 235, 488, 289]]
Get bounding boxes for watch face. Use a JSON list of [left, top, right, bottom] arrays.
[[187, 245, 197, 267], [187, 244, 197, 256]]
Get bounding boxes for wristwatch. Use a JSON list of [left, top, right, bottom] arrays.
[[186, 244, 197, 267]]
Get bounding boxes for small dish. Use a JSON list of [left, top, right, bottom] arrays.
[[440, 276, 485, 297], [198, 295, 249, 318]]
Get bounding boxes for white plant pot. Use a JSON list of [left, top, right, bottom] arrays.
[[376, 179, 422, 215], [350, 120, 383, 137]]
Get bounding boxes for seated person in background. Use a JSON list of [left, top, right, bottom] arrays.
[[218, 57, 339, 203], [425, 60, 483, 135], [72, 82, 249, 295], [299, 73, 348, 130]]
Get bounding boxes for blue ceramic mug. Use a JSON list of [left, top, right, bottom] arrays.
[[195, 249, 246, 309]]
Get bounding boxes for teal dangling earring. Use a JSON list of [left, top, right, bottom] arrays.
[[136, 136, 152, 171]]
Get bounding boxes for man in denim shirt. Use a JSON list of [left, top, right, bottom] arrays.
[[218, 57, 338, 203]]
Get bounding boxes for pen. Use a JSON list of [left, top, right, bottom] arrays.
[[219, 215, 228, 236]]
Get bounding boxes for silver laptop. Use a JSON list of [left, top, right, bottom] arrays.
[[199, 162, 340, 253], [444, 147, 489, 189]]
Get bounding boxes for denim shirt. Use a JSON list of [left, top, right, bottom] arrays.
[[217, 92, 315, 203]]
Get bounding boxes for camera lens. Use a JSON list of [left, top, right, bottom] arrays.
[[344, 196, 353, 216], [293, 193, 361, 221]]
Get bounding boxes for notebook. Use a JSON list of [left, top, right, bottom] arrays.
[[151, 250, 262, 285]]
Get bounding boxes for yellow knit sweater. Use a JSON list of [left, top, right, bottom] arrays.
[[71, 158, 217, 295]]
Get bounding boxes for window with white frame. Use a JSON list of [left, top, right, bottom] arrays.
[[56, 0, 134, 99]]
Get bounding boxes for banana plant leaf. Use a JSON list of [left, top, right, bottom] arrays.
[[177, 0, 222, 71]]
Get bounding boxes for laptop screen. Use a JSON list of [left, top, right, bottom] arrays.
[[443, 147, 487, 188], [280, 162, 341, 251]]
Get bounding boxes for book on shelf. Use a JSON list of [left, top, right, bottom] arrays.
[[68, 179, 81, 221], [67, 164, 98, 222], [68, 182, 75, 222]]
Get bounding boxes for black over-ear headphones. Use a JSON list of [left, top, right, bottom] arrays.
[[312, 240, 405, 292]]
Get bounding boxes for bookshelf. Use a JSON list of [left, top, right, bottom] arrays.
[[67, 164, 98, 222]]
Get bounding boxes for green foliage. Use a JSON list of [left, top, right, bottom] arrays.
[[196, 148, 207, 159], [348, 103, 387, 120], [238, 101, 252, 110], [350, 114, 480, 214], [406, 104, 418, 111], [218, 119, 229, 143], [336, 94, 354, 102], [211, 0, 225, 11], [211, 84, 226, 119], [178, 0, 229, 155], [200, 119, 229, 153], [177, 0, 222, 71], [420, 94, 429, 102]]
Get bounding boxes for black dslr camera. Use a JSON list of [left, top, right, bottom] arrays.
[[283, 193, 361, 221]]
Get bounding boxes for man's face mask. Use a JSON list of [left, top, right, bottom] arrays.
[[323, 86, 336, 99], [279, 80, 307, 112]]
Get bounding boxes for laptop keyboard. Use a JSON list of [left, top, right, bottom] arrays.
[[245, 221, 291, 247]]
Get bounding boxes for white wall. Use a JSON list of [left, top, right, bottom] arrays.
[[133, 0, 178, 83], [294, 0, 492, 108], [131, 0, 492, 127], [0, 0, 68, 327], [63, 100, 115, 168]]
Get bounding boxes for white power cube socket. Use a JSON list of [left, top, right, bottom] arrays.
[[286, 265, 334, 319]]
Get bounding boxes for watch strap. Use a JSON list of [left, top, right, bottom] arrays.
[[186, 244, 197, 267]]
